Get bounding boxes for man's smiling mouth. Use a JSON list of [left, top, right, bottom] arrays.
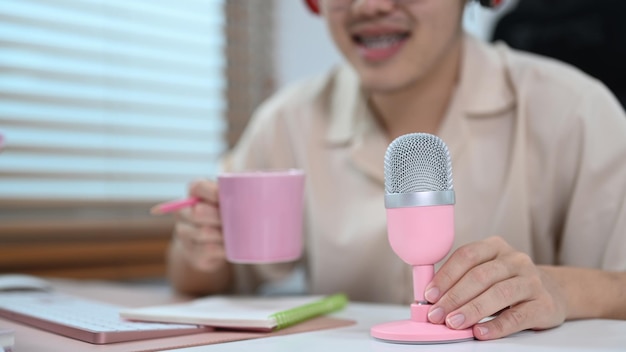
[[353, 33, 410, 49], [352, 32, 410, 62]]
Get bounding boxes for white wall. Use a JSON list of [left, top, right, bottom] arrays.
[[273, 0, 518, 89]]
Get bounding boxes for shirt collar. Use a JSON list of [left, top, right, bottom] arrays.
[[325, 33, 516, 145], [458, 34, 515, 117], [325, 65, 366, 145]]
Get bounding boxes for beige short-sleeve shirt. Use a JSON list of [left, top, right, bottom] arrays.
[[222, 34, 626, 304]]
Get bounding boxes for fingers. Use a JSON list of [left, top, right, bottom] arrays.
[[441, 274, 533, 330], [473, 290, 564, 340], [427, 254, 523, 325], [424, 236, 567, 340], [189, 179, 219, 204], [473, 301, 537, 340], [172, 179, 225, 272], [183, 240, 227, 272], [175, 221, 223, 245], [174, 222, 226, 272], [176, 201, 221, 226], [175, 179, 221, 226], [425, 236, 513, 304]]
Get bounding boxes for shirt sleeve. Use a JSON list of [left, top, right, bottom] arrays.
[[220, 95, 297, 173], [556, 81, 626, 270]]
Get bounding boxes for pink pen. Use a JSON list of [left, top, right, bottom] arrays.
[[150, 197, 200, 215]]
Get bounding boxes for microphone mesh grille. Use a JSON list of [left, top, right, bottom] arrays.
[[384, 133, 453, 193]]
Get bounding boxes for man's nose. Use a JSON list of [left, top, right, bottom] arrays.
[[351, 0, 396, 17]]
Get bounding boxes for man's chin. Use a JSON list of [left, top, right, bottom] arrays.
[[359, 79, 410, 95], [355, 68, 418, 94]]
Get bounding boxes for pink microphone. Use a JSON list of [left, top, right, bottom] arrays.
[[370, 133, 473, 343]]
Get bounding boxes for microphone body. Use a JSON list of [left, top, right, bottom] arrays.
[[383, 132, 457, 303], [387, 204, 454, 302], [371, 133, 473, 343]]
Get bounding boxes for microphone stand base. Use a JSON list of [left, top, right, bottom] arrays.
[[371, 320, 474, 344]]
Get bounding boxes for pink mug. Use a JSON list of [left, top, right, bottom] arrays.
[[217, 169, 305, 263]]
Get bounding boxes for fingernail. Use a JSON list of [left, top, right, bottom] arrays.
[[477, 326, 489, 336], [425, 287, 440, 302], [447, 313, 466, 329], [428, 307, 444, 323]]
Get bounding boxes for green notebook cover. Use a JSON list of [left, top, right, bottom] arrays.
[[269, 293, 348, 329], [120, 293, 348, 331]]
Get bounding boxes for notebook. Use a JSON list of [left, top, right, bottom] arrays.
[[120, 293, 348, 331]]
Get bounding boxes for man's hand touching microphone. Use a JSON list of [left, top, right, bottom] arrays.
[[424, 236, 567, 340], [168, 180, 232, 295]]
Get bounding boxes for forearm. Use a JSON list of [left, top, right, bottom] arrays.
[[166, 239, 233, 296], [540, 265, 626, 320]]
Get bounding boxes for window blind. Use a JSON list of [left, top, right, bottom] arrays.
[[0, 0, 226, 202]]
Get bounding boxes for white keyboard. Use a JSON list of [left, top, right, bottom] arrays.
[[0, 291, 211, 344]]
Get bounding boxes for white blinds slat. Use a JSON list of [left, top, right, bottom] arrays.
[[0, 102, 226, 134], [0, 75, 221, 110], [0, 127, 223, 156], [0, 153, 214, 176], [0, 179, 216, 200]]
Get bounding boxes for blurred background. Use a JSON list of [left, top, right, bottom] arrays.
[[1, 0, 622, 283]]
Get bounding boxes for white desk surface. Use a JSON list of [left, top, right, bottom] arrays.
[[4, 279, 625, 352], [170, 302, 626, 352]]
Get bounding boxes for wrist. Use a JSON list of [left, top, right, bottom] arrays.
[[539, 265, 626, 320]]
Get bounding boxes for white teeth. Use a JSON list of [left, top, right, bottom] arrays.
[[360, 34, 405, 49]]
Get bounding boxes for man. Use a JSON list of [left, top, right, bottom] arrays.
[[168, 0, 626, 340]]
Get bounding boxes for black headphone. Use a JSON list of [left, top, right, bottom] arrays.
[[305, 0, 503, 15], [479, 0, 503, 8]]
